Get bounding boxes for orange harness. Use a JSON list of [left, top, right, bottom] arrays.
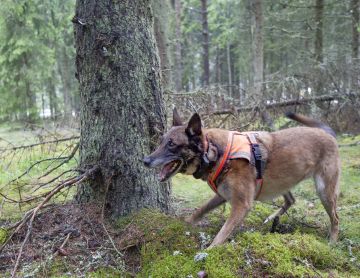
[[206, 131, 265, 199]]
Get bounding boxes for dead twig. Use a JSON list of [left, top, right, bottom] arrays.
[[32, 169, 79, 193], [4, 156, 74, 187], [8, 165, 99, 277], [38, 144, 79, 179], [0, 136, 79, 152], [54, 232, 71, 256]]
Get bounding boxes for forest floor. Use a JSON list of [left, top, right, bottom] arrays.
[[0, 125, 360, 277]]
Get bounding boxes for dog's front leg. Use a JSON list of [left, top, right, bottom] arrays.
[[186, 194, 226, 224], [208, 197, 251, 248]]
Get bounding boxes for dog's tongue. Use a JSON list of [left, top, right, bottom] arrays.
[[159, 161, 176, 181]]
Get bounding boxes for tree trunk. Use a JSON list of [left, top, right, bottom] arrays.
[[201, 0, 210, 87], [352, 0, 359, 59], [58, 46, 73, 121], [152, 0, 172, 90], [174, 0, 183, 92], [314, 0, 325, 102], [23, 55, 37, 122], [314, 0, 324, 63], [47, 74, 58, 120], [250, 0, 264, 97], [226, 42, 232, 98], [74, 0, 170, 217], [351, 0, 359, 90]]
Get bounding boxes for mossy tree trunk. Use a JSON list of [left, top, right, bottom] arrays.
[[74, 0, 171, 217]]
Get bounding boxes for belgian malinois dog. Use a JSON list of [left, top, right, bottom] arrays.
[[143, 109, 340, 248]]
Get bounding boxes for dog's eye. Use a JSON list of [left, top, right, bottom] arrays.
[[168, 140, 176, 147]]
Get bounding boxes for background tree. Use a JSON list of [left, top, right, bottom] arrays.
[[152, 0, 172, 90], [74, 0, 171, 216], [0, 0, 77, 123]]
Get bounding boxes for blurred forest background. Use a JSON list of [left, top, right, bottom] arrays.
[[0, 0, 360, 277], [0, 0, 359, 130]]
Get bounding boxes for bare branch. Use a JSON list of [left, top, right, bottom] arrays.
[[210, 94, 339, 115], [38, 144, 79, 179], [0, 136, 79, 152]]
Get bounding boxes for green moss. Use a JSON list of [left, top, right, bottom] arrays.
[[236, 232, 354, 277], [0, 228, 8, 244], [244, 203, 273, 227], [205, 245, 245, 277], [130, 209, 356, 278]]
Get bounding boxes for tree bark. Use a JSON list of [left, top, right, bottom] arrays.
[[250, 0, 264, 97], [152, 0, 172, 90], [201, 0, 210, 87], [74, 0, 171, 217], [174, 0, 183, 92]]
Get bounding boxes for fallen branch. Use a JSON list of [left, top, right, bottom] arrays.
[[210, 95, 339, 115], [2, 143, 79, 192], [0, 136, 79, 152]]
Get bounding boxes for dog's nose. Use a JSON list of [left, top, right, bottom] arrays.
[[143, 156, 152, 167]]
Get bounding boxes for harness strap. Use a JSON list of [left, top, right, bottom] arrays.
[[207, 131, 265, 200], [207, 131, 235, 193], [247, 133, 264, 199]]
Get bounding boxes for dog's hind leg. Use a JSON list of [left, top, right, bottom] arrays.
[[185, 194, 226, 224], [314, 172, 340, 242], [264, 192, 295, 226]]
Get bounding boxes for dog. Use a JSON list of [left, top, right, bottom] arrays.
[[143, 109, 340, 248]]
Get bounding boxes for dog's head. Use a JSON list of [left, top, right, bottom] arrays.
[[143, 108, 215, 182]]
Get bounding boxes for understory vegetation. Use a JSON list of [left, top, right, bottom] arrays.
[[0, 125, 359, 277]]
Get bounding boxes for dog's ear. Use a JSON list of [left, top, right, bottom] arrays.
[[186, 113, 202, 136], [173, 107, 183, 126]]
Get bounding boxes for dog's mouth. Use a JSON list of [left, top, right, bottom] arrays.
[[158, 160, 183, 182]]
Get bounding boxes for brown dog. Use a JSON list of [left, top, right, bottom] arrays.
[[143, 109, 340, 248]]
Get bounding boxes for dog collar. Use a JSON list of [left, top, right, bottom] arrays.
[[193, 135, 213, 179], [207, 131, 235, 192]]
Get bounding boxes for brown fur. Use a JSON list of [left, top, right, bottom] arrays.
[[144, 110, 340, 248]]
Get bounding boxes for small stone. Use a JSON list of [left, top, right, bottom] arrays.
[[194, 252, 208, 262]]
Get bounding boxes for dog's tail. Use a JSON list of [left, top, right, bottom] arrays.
[[285, 112, 336, 138]]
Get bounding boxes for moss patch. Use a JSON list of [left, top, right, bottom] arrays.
[[117, 210, 357, 278], [0, 228, 8, 244]]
